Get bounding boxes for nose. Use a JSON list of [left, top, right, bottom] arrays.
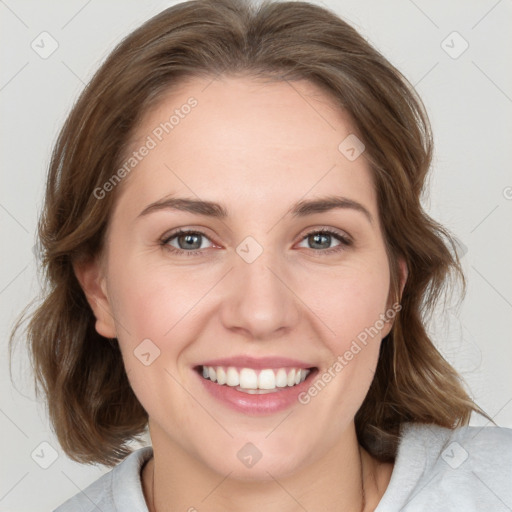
[[219, 244, 301, 340]]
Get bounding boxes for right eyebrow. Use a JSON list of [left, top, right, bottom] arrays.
[[137, 197, 228, 219]]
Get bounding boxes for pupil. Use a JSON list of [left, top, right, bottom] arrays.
[[181, 234, 200, 250], [311, 233, 330, 249]]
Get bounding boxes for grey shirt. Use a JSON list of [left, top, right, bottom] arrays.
[[54, 422, 512, 511]]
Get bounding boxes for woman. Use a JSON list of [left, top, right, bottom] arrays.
[[10, 0, 512, 510]]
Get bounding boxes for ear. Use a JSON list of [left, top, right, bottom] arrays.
[[381, 257, 408, 338], [398, 257, 408, 299], [73, 256, 117, 339]]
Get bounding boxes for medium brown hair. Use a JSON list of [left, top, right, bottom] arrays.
[[10, 0, 491, 466]]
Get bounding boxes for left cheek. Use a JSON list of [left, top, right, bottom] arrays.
[[325, 273, 389, 344], [327, 328, 382, 410]]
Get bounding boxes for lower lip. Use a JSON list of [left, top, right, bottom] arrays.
[[195, 368, 317, 415]]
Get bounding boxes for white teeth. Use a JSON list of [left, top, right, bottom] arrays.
[[216, 367, 226, 385], [226, 367, 240, 387], [258, 369, 276, 390], [275, 368, 288, 388], [200, 365, 311, 391], [287, 368, 296, 387], [239, 368, 258, 389]]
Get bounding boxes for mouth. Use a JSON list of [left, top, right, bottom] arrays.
[[192, 356, 319, 415], [195, 364, 316, 394], [193, 355, 319, 415]]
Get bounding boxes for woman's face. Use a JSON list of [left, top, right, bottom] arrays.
[[84, 75, 402, 479]]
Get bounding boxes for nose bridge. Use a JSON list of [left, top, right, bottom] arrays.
[[220, 235, 299, 338]]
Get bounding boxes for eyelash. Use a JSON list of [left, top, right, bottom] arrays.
[[160, 228, 352, 257]]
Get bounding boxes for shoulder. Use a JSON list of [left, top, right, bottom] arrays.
[[403, 421, 512, 469], [401, 421, 512, 461], [53, 446, 153, 512], [376, 422, 512, 511]]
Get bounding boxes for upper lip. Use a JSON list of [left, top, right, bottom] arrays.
[[197, 356, 316, 370]]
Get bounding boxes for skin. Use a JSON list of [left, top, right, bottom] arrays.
[[75, 75, 407, 512]]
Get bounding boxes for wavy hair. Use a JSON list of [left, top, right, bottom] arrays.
[[9, 0, 491, 466]]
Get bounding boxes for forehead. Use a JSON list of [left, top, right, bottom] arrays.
[[113, 75, 377, 222]]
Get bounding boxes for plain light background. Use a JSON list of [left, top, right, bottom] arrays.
[[1, 0, 511, 510]]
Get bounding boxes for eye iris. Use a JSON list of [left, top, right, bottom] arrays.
[[309, 233, 331, 249], [179, 233, 201, 250]]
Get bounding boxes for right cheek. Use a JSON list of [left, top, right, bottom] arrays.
[[111, 284, 160, 336]]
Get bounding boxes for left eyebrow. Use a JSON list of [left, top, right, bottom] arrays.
[[137, 194, 373, 225], [288, 195, 373, 224]]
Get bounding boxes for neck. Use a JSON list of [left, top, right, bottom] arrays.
[[142, 422, 393, 512]]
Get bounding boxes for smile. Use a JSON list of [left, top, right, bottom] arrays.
[[194, 357, 318, 415], [200, 365, 311, 394]]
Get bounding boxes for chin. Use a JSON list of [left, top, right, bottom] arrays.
[[197, 439, 314, 482]]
